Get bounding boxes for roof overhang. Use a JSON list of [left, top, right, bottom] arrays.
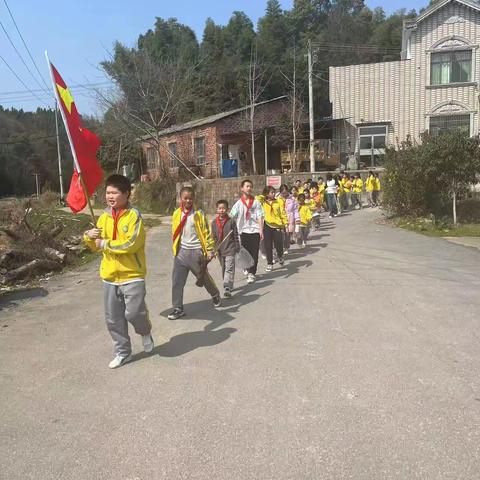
[[413, 0, 480, 26], [355, 120, 392, 126]]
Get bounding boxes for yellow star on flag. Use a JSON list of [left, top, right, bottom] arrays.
[[57, 84, 74, 114]]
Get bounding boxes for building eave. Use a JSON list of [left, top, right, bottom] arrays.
[[414, 0, 480, 25]]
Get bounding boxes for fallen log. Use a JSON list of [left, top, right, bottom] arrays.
[[44, 247, 66, 263], [5, 259, 62, 283]]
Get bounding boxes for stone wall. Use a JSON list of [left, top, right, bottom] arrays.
[[177, 170, 384, 213]]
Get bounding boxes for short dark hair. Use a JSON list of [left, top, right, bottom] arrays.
[[263, 186, 275, 196], [180, 186, 195, 196], [298, 193, 306, 201], [241, 179, 253, 187], [216, 199, 229, 208], [106, 174, 131, 193]]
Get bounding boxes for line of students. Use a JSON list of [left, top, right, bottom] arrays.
[[84, 172, 379, 369]]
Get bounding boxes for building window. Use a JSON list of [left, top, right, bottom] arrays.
[[168, 142, 179, 168], [431, 50, 471, 85], [429, 114, 470, 136], [359, 125, 388, 167], [146, 147, 158, 171], [194, 137, 205, 165]]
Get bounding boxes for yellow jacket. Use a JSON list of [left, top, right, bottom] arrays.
[[298, 204, 312, 226], [353, 179, 363, 194], [83, 207, 146, 284], [373, 177, 381, 191], [365, 175, 375, 192], [171, 208, 214, 256], [257, 195, 287, 228], [305, 198, 317, 212]]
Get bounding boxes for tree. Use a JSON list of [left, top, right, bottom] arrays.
[[421, 132, 480, 225], [383, 132, 480, 224], [245, 42, 269, 174]]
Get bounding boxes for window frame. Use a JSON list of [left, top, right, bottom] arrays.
[[194, 137, 206, 166], [168, 142, 179, 168], [430, 49, 472, 85], [428, 114, 472, 137]]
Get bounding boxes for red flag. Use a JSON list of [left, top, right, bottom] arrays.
[[48, 61, 103, 213]]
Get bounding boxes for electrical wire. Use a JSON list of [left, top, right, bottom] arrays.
[[0, 19, 51, 96], [0, 53, 51, 107], [2, 0, 51, 92]]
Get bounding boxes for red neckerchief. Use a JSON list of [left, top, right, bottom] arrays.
[[241, 194, 254, 220], [172, 203, 193, 243], [111, 208, 125, 240], [215, 214, 229, 242]]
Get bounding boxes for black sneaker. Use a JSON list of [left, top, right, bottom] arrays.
[[212, 294, 222, 307], [168, 308, 185, 320]]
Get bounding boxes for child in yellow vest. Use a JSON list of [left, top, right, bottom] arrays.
[[83, 174, 153, 369], [373, 173, 381, 207], [257, 186, 287, 271], [365, 171, 375, 207], [296, 193, 312, 248], [169, 186, 220, 320], [351, 174, 363, 210]]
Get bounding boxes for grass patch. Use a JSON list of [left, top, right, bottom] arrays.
[[394, 217, 480, 237]]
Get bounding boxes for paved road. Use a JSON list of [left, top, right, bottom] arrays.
[[1, 209, 480, 480]]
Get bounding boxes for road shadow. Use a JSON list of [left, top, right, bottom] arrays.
[[159, 290, 268, 331], [130, 327, 237, 360], [0, 287, 49, 312]]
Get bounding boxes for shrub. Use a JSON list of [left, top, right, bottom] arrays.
[[132, 178, 176, 214], [383, 132, 480, 223]]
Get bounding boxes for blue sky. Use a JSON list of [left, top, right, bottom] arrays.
[[0, 0, 423, 115]]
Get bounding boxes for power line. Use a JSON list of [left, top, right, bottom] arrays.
[[3, 0, 52, 92], [0, 82, 113, 97], [0, 82, 113, 104], [0, 19, 51, 97], [0, 53, 51, 107]]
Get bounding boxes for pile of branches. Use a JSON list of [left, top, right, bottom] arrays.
[[0, 200, 86, 286]]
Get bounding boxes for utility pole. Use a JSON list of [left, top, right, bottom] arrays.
[[54, 100, 64, 199], [264, 129, 268, 175], [308, 40, 315, 173]]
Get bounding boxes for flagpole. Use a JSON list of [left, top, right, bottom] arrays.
[[54, 99, 64, 200], [45, 51, 96, 225]]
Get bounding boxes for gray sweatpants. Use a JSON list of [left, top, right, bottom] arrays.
[[219, 255, 235, 290], [104, 281, 151, 357], [172, 247, 219, 310]]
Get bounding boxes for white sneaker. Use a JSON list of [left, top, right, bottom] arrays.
[[283, 249, 289, 256], [266, 264, 273, 272], [243, 269, 249, 277], [108, 354, 132, 369], [261, 254, 267, 260], [142, 334, 154, 353], [302, 242, 307, 248], [247, 273, 255, 284]]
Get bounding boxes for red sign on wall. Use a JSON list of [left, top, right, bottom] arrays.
[[266, 175, 282, 189]]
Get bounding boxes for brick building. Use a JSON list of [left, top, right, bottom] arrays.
[[141, 97, 290, 179]]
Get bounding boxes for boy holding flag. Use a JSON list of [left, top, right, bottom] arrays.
[[84, 175, 154, 369]]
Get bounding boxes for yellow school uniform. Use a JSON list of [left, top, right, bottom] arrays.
[[171, 208, 214, 256], [257, 195, 287, 228], [353, 178, 363, 193], [365, 175, 375, 192], [83, 207, 146, 284], [373, 177, 381, 191], [298, 204, 313, 226]]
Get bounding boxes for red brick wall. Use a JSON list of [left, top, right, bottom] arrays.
[[142, 125, 219, 179]]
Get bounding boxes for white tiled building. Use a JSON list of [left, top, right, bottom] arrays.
[[330, 0, 480, 167]]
